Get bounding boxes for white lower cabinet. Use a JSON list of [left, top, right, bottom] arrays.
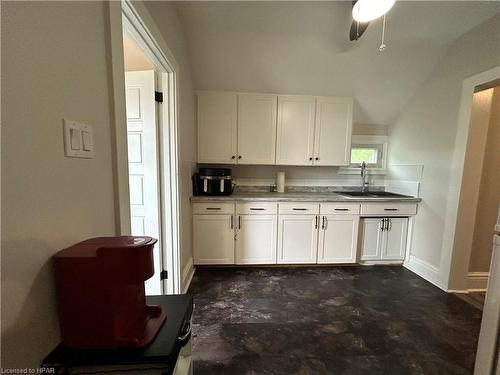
[[236, 215, 277, 264], [193, 214, 235, 265], [277, 215, 319, 264], [318, 215, 359, 263], [360, 217, 408, 261]]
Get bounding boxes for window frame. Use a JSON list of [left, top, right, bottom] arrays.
[[339, 135, 388, 175]]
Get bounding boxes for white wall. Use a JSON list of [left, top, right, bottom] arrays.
[[1, 2, 116, 367], [138, 1, 197, 281], [389, 14, 500, 289]]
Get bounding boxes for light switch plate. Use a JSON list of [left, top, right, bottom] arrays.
[[63, 119, 95, 158]]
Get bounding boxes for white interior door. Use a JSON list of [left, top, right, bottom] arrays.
[[318, 215, 359, 263], [237, 94, 277, 165], [125, 70, 162, 295], [314, 97, 353, 166], [276, 96, 316, 165], [236, 215, 277, 264], [277, 215, 318, 264], [360, 218, 384, 261]]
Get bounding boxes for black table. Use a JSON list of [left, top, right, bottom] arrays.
[[42, 295, 193, 374]]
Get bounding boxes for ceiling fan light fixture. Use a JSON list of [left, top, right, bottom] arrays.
[[352, 0, 396, 23]]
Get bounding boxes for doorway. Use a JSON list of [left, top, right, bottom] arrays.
[[116, 2, 181, 295]]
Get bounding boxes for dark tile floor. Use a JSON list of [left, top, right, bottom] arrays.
[[188, 266, 483, 375]]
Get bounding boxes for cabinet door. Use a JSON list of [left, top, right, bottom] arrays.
[[382, 218, 408, 260], [193, 214, 234, 265], [318, 215, 359, 264], [276, 96, 316, 165], [360, 218, 384, 261], [197, 92, 237, 163], [314, 97, 353, 166], [277, 215, 319, 264], [236, 215, 277, 264], [237, 94, 277, 165]]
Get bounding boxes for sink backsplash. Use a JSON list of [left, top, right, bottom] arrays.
[[235, 185, 386, 194]]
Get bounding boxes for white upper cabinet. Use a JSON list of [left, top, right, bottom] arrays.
[[237, 94, 277, 165], [276, 95, 316, 165], [197, 92, 237, 164], [314, 97, 353, 166], [196, 91, 353, 166]]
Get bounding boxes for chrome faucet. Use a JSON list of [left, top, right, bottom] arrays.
[[360, 162, 369, 192]]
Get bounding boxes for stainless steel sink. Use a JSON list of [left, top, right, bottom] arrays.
[[337, 191, 411, 198]]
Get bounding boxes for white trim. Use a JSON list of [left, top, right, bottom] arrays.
[[182, 257, 195, 294], [107, 2, 131, 235], [404, 255, 445, 290], [109, 1, 182, 294], [339, 135, 389, 175], [441, 65, 500, 291], [467, 272, 489, 291]]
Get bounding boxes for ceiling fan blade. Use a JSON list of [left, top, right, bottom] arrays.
[[349, 1, 369, 41], [349, 20, 369, 41]]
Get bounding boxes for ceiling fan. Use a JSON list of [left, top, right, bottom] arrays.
[[349, 0, 396, 43]]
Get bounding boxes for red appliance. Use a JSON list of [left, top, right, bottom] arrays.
[[53, 236, 166, 349]]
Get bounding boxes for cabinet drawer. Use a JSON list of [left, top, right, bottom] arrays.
[[320, 203, 360, 215], [236, 202, 278, 215], [360, 203, 417, 216], [279, 202, 319, 215], [193, 202, 235, 215]]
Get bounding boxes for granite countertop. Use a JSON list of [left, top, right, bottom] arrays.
[[190, 192, 422, 203]]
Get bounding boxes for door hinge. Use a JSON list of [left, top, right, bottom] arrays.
[[155, 91, 164, 103], [160, 270, 168, 280]]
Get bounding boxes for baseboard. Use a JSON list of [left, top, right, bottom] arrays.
[[404, 255, 445, 291], [467, 272, 489, 291], [182, 257, 195, 294]]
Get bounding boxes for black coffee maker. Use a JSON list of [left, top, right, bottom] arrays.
[[192, 168, 234, 196]]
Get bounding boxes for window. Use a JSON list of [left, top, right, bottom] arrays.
[[350, 142, 385, 168], [340, 135, 388, 174], [351, 147, 379, 165]]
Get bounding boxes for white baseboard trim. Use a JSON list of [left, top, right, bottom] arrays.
[[404, 255, 445, 291], [467, 272, 489, 291], [182, 256, 195, 294]]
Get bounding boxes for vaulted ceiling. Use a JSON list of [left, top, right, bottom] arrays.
[[169, 1, 500, 125]]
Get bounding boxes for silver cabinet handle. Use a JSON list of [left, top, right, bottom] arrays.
[[238, 216, 241, 229], [292, 208, 308, 211], [321, 216, 326, 230], [387, 218, 392, 231], [314, 215, 318, 229], [324, 216, 328, 230], [250, 208, 265, 211], [230, 215, 234, 229], [206, 207, 221, 211], [384, 208, 398, 211], [334, 208, 349, 211], [380, 219, 385, 231]]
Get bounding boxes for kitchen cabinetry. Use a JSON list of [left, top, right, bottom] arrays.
[[277, 203, 319, 264], [237, 94, 277, 165], [193, 214, 235, 265], [196, 91, 353, 166], [317, 215, 359, 263], [236, 214, 277, 264], [277, 215, 319, 264], [314, 97, 353, 166], [197, 92, 237, 164], [359, 217, 408, 262], [276, 95, 316, 165]]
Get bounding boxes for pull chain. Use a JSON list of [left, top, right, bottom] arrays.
[[379, 14, 387, 51]]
